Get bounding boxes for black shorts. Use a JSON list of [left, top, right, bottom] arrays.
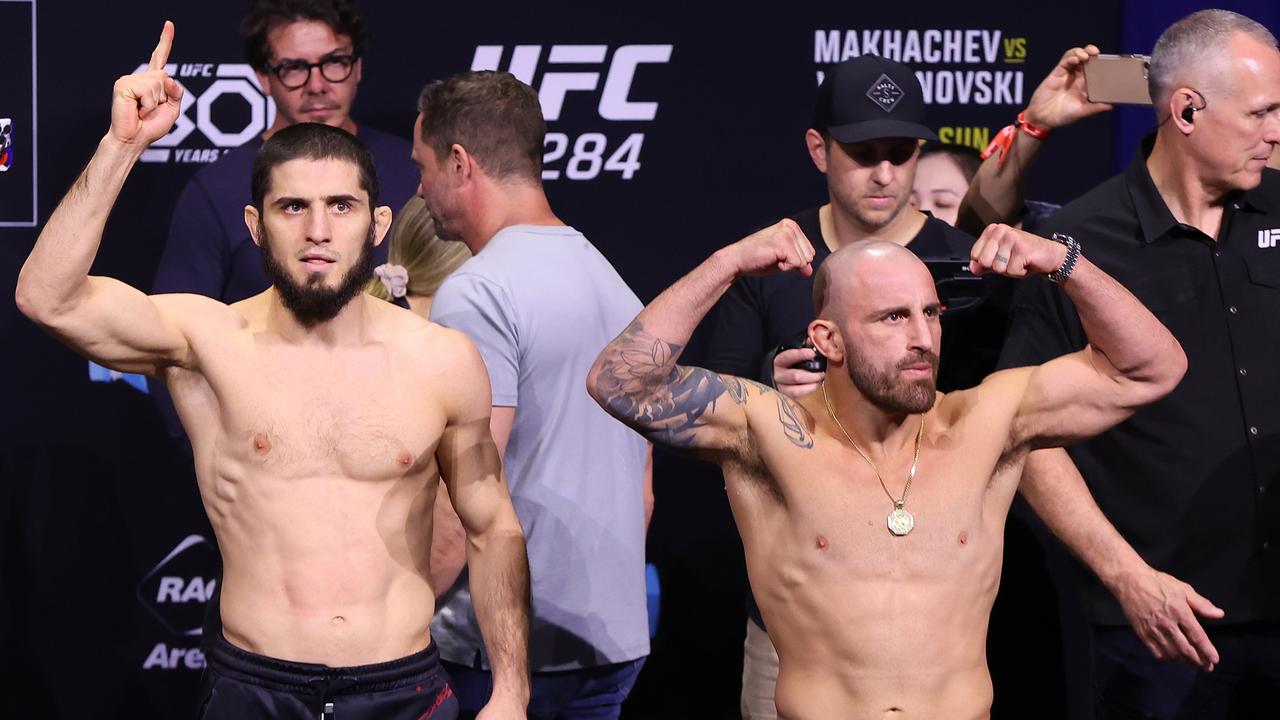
[[198, 634, 458, 720]]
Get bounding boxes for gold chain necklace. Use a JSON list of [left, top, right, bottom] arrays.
[[821, 380, 924, 536]]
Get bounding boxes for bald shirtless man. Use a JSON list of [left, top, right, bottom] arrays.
[[15, 24, 529, 720], [587, 221, 1186, 718]]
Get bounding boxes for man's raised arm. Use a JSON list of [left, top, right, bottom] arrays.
[[586, 220, 815, 454], [15, 22, 196, 376], [970, 224, 1186, 446], [956, 46, 1110, 236]]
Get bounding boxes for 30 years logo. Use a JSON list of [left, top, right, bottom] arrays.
[[135, 63, 278, 164]]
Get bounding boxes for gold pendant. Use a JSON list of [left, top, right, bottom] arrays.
[[887, 507, 914, 536]]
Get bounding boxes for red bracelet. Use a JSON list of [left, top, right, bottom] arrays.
[[980, 110, 1052, 165], [1017, 110, 1052, 140]]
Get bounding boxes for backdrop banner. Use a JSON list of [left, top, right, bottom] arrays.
[[1, 2, 1150, 717]]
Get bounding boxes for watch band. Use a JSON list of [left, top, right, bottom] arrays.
[[1047, 233, 1081, 284]]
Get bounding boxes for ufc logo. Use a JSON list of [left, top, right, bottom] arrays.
[[1258, 228, 1280, 248], [470, 44, 673, 121]]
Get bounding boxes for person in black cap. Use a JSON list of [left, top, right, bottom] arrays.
[[706, 54, 995, 719]]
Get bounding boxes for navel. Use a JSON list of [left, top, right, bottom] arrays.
[[330, 615, 345, 626], [958, 530, 969, 545], [815, 534, 829, 550], [252, 432, 272, 454]]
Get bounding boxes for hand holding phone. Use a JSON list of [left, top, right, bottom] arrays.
[[1083, 54, 1152, 105]]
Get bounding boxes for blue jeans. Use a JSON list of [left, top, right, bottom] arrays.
[[1092, 622, 1280, 719], [444, 658, 644, 720]]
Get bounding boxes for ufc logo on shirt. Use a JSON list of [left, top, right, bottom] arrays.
[[1258, 228, 1280, 248]]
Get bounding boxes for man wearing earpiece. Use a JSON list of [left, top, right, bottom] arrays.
[[998, 10, 1280, 718]]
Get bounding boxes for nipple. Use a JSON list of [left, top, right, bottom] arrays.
[[815, 534, 829, 550], [958, 530, 969, 545], [252, 432, 271, 454], [397, 450, 413, 468]]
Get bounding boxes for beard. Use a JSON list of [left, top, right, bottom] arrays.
[[259, 220, 376, 327], [846, 343, 939, 415]]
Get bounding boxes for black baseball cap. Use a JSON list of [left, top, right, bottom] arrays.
[[812, 55, 937, 144]]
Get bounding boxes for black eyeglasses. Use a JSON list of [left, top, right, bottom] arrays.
[[265, 53, 358, 90]]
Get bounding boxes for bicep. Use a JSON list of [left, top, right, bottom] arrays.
[[435, 340, 514, 537], [1014, 347, 1135, 449], [42, 278, 194, 375], [596, 364, 754, 458]]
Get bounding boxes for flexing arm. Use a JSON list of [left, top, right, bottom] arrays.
[[970, 224, 1186, 444], [436, 337, 529, 718], [587, 220, 815, 455], [957, 46, 1111, 235], [1021, 449, 1224, 670], [15, 22, 194, 375]]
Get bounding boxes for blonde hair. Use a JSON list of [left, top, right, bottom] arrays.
[[367, 197, 471, 302]]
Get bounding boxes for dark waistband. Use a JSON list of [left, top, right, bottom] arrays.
[[209, 634, 444, 695]]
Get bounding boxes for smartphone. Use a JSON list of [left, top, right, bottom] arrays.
[[1083, 54, 1152, 105]]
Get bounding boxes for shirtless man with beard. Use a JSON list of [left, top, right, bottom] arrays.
[[15, 24, 529, 720], [587, 220, 1185, 718]]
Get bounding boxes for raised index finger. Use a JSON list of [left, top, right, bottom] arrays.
[[149, 20, 175, 71]]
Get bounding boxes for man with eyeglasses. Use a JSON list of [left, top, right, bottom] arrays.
[[153, 0, 419, 304]]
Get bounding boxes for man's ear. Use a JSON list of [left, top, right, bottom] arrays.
[[244, 205, 262, 247], [806, 129, 829, 174], [452, 143, 474, 185], [809, 318, 844, 364], [372, 205, 393, 247]]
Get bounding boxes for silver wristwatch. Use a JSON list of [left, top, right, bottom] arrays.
[[1047, 233, 1081, 284]]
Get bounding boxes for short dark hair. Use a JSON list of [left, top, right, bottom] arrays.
[[251, 123, 379, 210], [242, 0, 368, 71], [416, 71, 545, 182], [919, 142, 982, 183]]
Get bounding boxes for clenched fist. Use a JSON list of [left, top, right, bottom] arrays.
[[727, 219, 816, 278], [969, 223, 1069, 278], [109, 21, 183, 148]]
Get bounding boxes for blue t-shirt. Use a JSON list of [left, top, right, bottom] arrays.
[[429, 225, 650, 672], [153, 124, 419, 302]]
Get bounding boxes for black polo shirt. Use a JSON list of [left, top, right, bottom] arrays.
[[707, 205, 994, 392], [998, 136, 1280, 626]]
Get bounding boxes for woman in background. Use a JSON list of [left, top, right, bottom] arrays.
[[367, 196, 471, 319], [910, 142, 982, 227]]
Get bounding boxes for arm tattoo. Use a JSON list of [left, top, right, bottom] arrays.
[[593, 321, 731, 447], [594, 320, 812, 450], [723, 376, 771, 406], [776, 394, 815, 449]]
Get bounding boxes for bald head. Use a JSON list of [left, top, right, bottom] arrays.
[[812, 241, 934, 320]]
